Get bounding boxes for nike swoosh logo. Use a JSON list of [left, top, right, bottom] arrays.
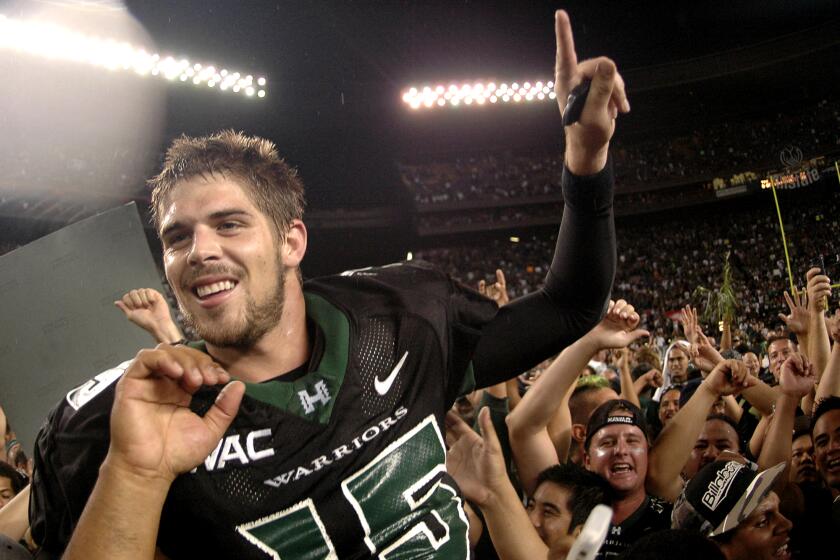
[[375, 351, 408, 396]]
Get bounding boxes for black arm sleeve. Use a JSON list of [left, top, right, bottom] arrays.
[[471, 156, 616, 387]]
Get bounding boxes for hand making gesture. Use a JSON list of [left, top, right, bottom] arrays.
[[779, 353, 816, 399], [588, 299, 649, 349], [108, 344, 244, 483], [478, 269, 510, 307], [805, 266, 831, 313], [554, 9, 630, 174], [702, 359, 757, 398], [778, 288, 810, 336]]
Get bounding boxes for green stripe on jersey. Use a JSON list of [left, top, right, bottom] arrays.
[[243, 292, 350, 424]]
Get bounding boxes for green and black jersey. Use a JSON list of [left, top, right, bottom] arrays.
[[31, 162, 617, 559], [34, 261, 497, 559]]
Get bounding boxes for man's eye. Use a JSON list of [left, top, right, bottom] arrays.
[[219, 221, 242, 231], [166, 233, 189, 246]]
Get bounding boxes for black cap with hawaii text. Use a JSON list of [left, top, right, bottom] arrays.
[[584, 399, 649, 450]]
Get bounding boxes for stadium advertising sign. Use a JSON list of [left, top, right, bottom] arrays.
[[760, 167, 821, 190], [760, 146, 822, 190]]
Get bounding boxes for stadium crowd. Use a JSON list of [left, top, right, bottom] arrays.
[[418, 179, 840, 349], [2, 10, 839, 560], [400, 98, 840, 206]]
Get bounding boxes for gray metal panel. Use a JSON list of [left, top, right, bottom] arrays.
[[0, 203, 169, 452]]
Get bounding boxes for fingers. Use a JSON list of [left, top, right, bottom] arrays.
[[495, 269, 506, 290], [476, 407, 501, 451], [478, 279, 486, 296], [445, 410, 473, 440], [610, 299, 640, 329], [783, 290, 795, 313], [117, 289, 157, 311], [727, 360, 750, 387], [554, 9, 578, 109], [806, 267, 821, 282], [128, 346, 229, 395], [628, 328, 650, 342], [202, 381, 245, 438], [583, 58, 616, 117]]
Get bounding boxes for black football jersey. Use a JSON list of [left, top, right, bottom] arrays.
[[31, 261, 498, 559]]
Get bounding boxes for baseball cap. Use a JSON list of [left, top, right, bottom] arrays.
[[584, 399, 649, 450], [671, 459, 786, 537]]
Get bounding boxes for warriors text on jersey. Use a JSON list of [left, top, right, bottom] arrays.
[[32, 261, 498, 559]]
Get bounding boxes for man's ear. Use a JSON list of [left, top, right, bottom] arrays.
[[282, 220, 307, 268], [572, 423, 586, 443]]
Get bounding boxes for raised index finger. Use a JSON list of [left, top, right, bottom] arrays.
[[554, 10, 578, 90]]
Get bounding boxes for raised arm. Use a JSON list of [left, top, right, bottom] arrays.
[[681, 305, 723, 370], [64, 346, 243, 560], [115, 288, 184, 345], [447, 409, 547, 560], [507, 300, 647, 493], [779, 289, 810, 358], [816, 309, 840, 403], [471, 9, 628, 387], [647, 360, 756, 501], [805, 267, 831, 381], [617, 347, 641, 408], [758, 353, 814, 473]]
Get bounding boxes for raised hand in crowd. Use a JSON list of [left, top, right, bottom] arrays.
[[815, 307, 840, 404], [588, 300, 650, 350], [679, 305, 723, 372], [756, 353, 815, 477], [647, 359, 757, 501], [632, 367, 663, 397], [478, 269, 510, 307], [778, 287, 810, 354], [64, 345, 244, 560], [805, 267, 832, 381], [446, 408, 547, 560], [115, 288, 184, 345]]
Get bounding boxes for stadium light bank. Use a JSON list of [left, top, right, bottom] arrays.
[[402, 80, 556, 110], [0, 13, 266, 99]]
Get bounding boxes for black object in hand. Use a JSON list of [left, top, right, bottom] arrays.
[[562, 79, 591, 127]]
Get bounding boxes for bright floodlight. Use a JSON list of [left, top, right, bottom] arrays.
[[402, 78, 556, 110], [0, 13, 267, 99]]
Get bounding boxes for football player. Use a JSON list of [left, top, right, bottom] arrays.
[[33, 10, 629, 559]]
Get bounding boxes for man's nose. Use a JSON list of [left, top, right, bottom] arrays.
[[187, 227, 221, 265]]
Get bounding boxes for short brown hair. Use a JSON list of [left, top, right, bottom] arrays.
[[148, 130, 305, 238], [766, 332, 793, 347]]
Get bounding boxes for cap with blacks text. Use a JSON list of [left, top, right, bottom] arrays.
[[671, 459, 786, 537]]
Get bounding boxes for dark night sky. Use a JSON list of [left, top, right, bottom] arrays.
[[119, 1, 840, 208]]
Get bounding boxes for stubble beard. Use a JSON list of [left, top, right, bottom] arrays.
[[181, 259, 287, 349]]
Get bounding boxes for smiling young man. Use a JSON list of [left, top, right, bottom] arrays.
[[30, 11, 629, 560]]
